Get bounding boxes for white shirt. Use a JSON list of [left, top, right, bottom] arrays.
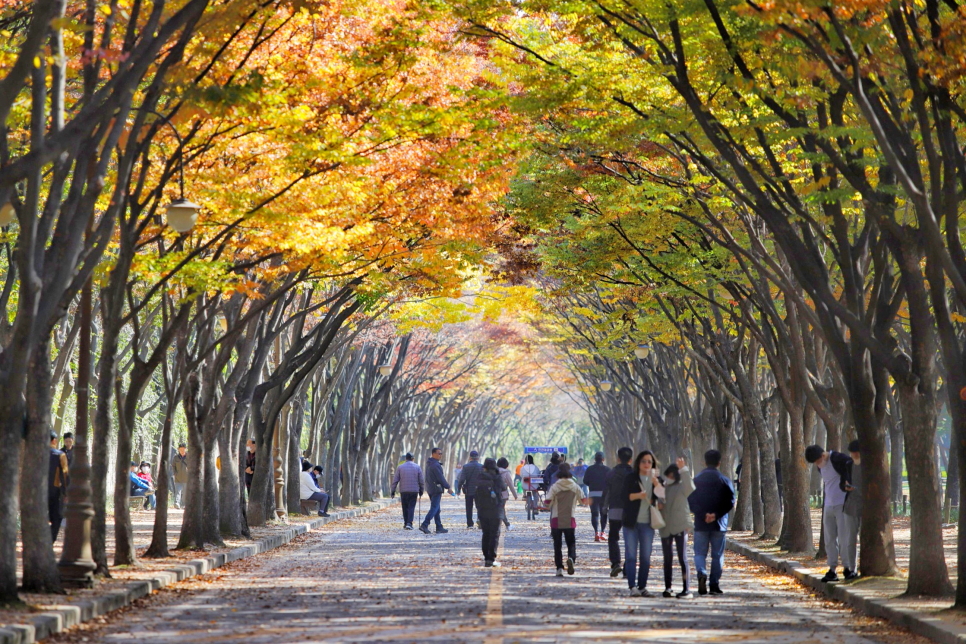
[[300, 470, 322, 500], [520, 464, 542, 491]]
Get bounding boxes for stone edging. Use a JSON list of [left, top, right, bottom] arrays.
[[727, 539, 966, 644], [0, 499, 397, 644]]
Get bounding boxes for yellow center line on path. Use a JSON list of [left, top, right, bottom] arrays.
[[483, 530, 505, 644]]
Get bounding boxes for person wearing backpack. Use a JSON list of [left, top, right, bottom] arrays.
[[476, 458, 507, 567], [544, 462, 588, 576], [805, 444, 853, 582]]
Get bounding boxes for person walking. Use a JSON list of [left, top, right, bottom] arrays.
[[420, 447, 452, 534], [244, 439, 256, 493], [659, 457, 696, 599], [583, 451, 610, 542], [172, 443, 189, 509], [843, 440, 862, 580], [497, 457, 517, 530], [544, 462, 588, 577], [621, 450, 665, 597], [48, 432, 69, 542], [688, 449, 735, 595], [476, 458, 506, 567], [456, 450, 483, 528], [299, 460, 331, 517], [603, 447, 634, 577], [391, 453, 425, 530], [805, 443, 852, 582], [520, 455, 543, 520], [573, 458, 589, 496], [543, 452, 561, 488]]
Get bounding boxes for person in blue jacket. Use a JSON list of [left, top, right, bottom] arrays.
[[688, 450, 735, 596]]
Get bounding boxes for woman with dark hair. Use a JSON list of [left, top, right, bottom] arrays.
[[497, 457, 517, 530], [621, 450, 665, 596], [520, 454, 542, 520], [660, 458, 695, 598]]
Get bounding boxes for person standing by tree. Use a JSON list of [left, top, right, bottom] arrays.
[[583, 451, 610, 542], [456, 450, 483, 528], [659, 458, 696, 599], [244, 439, 256, 494], [391, 453, 425, 530], [843, 441, 863, 580], [603, 447, 634, 577], [805, 444, 853, 582], [476, 458, 507, 567], [544, 462, 589, 577], [172, 443, 189, 510], [497, 457, 517, 530], [689, 450, 735, 596], [48, 432, 69, 543], [420, 447, 452, 534]]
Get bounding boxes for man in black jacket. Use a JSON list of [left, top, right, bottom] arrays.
[[456, 450, 483, 528], [420, 447, 452, 534], [476, 458, 507, 567], [602, 447, 634, 577], [583, 452, 610, 542], [689, 450, 735, 595]]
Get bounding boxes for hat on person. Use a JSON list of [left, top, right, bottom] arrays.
[[469, 450, 479, 458], [594, 451, 604, 462], [130, 460, 137, 467], [405, 452, 413, 461], [178, 442, 186, 448], [49, 431, 57, 441]]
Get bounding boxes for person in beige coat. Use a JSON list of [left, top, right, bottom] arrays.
[[659, 457, 696, 598], [544, 462, 590, 577]]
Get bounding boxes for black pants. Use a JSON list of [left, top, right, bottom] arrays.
[[465, 495, 476, 526], [480, 516, 501, 562], [608, 518, 623, 566], [590, 497, 607, 532], [500, 497, 510, 527], [400, 492, 418, 525], [662, 532, 690, 592], [552, 527, 576, 569], [48, 492, 63, 543]]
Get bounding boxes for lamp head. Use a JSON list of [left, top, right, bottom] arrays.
[[634, 344, 650, 360], [165, 198, 201, 233], [378, 364, 393, 377], [600, 380, 613, 392]]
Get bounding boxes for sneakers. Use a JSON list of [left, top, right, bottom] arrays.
[[594, 533, 601, 542], [610, 564, 622, 578], [697, 572, 708, 596], [640, 589, 654, 598], [436, 527, 449, 534], [843, 569, 858, 580], [662, 589, 674, 598], [467, 523, 475, 529], [821, 568, 839, 583], [677, 591, 694, 599], [403, 524, 413, 530], [505, 523, 512, 531], [491, 561, 501, 568], [419, 525, 431, 534], [566, 557, 575, 575], [709, 584, 724, 595], [628, 587, 641, 596], [320, 512, 331, 517], [556, 568, 565, 577], [484, 560, 494, 568]]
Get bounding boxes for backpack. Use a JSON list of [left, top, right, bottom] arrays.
[[474, 473, 500, 513]]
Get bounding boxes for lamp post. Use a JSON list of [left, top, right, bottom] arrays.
[[378, 364, 393, 377], [600, 380, 613, 392], [634, 344, 650, 360], [59, 108, 199, 585]]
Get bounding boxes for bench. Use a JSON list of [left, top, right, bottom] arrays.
[[299, 499, 319, 515]]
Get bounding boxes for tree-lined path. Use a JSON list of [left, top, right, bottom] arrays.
[[50, 499, 924, 644]]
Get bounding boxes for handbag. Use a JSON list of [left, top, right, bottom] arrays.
[[649, 502, 666, 530]]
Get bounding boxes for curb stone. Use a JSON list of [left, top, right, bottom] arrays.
[[728, 539, 966, 644], [0, 499, 398, 644]]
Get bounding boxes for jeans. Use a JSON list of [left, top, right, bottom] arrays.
[[662, 532, 689, 592], [131, 488, 156, 510], [465, 495, 476, 526], [306, 491, 329, 513], [623, 522, 656, 589], [480, 516, 502, 561], [552, 527, 576, 570], [400, 492, 418, 525], [48, 492, 63, 542], [173, 482, 186, 508], [693, 530, 726, 585], [590, 497, 607, 533], [824, 504, 848, 569], [422, 494, 444, 529], [608, 518, 623, 567]]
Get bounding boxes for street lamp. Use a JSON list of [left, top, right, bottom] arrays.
[[634, 344, 650, 360], [600, 380, 613, 392], [378, 364, 393, 377], [0, 201, 14, 227], [165, 198, 201, 233]]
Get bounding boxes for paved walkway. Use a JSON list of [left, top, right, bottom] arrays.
[[49, 498, 926, 644]]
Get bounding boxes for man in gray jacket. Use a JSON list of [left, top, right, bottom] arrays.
[[456, 450, 483, 528], [391, 453, 424, 530]]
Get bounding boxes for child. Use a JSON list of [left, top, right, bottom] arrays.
[[544, 462, 589, 577], [659, 457, 696, 598]]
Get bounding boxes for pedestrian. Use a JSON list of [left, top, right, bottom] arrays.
[[137, 461, 156, 510], [544, 462, 588, 577], [129, 460, 155, 509], [805, 443, 852, 582], [244, 438, 256, 493], [659, 457, 696, 599], [497, 457, 517, 530], [299, 460, 331, 517], [391, 453, 425, 530], [420, 447, 452, 534], [603, 447, 634, 577], [48, 432, 69, 542], [456, 450, 483, 528], [61, 431, 75, 468], [621, 450, 665, 597], [520, 455, 543, 520], [583, 451, 610, 542], [573, 458, 589, 496], [688, 449, 735, 595], [514, 458, 524, 488], [543, 452, 561, 488], [843, 440, 862, 580], [476, 458, 506, 567], [172, 442, 189, 509]]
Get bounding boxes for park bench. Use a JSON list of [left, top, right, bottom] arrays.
[[299, 499, 320, 515]]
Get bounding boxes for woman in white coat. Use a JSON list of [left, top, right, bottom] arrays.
[[659, 457, 696, 598]]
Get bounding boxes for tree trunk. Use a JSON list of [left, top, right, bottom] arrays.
[[144, 409, 173, 558], [749, 428, 764, 535], [784, 402, 814, 555], [732, 429, 753, 531], [178, 373, 206, 549]]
